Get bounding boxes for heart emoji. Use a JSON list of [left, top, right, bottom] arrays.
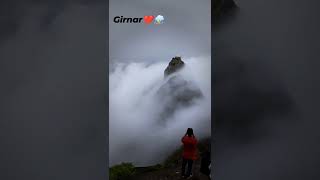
[[144, 15, 154, 24]]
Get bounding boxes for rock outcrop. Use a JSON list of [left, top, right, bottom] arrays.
[[164, 56, 185, 77], [156, 57, 203, 124]]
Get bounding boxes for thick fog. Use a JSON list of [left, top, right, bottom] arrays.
[[109, 56, 211, 166], [109, 0, 211, 166]]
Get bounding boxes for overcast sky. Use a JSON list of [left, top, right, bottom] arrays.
[[109, 0, 211, 64], [108, 0, 211, 166]]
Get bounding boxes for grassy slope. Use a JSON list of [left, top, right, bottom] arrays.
[[110, 138, 210, 180]]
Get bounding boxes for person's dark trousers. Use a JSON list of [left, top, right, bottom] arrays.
[[182, 158, 193, 177]]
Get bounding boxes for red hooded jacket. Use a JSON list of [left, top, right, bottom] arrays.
[[181, 135, 198, 160]]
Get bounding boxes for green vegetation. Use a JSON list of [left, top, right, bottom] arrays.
[[110, 163, 163, 180], [110, 163, 136, 180], [109, 138, 211, 179], [163, 146, 183, 168]]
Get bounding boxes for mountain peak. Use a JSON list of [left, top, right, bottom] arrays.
[[164, 56, 185, 77]]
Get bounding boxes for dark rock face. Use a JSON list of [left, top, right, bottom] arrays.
[[156, 57, 203, 124], [164, 56, 185, 77], [157, 75, 203, 121]]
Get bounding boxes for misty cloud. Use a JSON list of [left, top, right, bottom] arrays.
[[109, 56, 211, 166], [109, 0, 211, 167]]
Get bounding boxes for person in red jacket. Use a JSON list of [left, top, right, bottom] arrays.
[[181, 128, 198, 178]]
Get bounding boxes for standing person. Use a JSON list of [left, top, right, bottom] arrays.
[[181, 128, 198, 178]]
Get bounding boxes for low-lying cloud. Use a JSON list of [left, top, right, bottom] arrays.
[[109, 56, 211, 166]]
